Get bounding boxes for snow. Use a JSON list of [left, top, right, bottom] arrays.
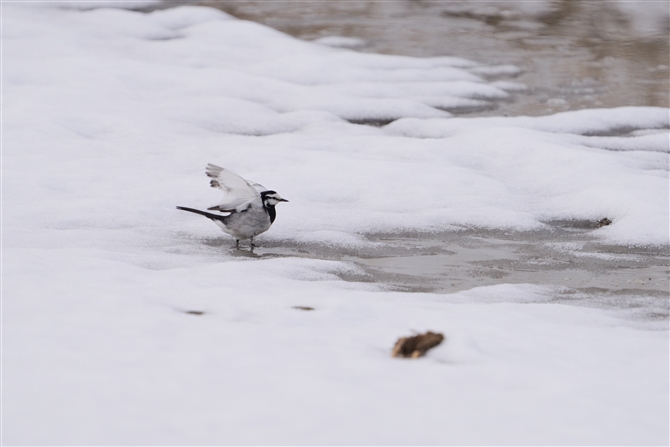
[[4, 248, 669, 445], [384, 109, 669, 245], [3, 3, 669, 445]]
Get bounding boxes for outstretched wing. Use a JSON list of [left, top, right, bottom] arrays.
[[205, 163, 263, 212]]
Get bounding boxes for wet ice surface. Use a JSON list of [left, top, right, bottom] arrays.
[[182, 224, 670, 327]]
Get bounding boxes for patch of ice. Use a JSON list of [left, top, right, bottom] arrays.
[[490, 80, 528, 92], [441, 0, 669, 40], [58, 0, 160, 10], [607, 1, 670, 39], [313, 35, 367, 49], [547, 97, 568, 107], [469, 64, 523, 77], [571, 251, 644, 262], [441, 1, 557, 21]]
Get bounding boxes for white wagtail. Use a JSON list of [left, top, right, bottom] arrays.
[[177, 164, 288, 248]]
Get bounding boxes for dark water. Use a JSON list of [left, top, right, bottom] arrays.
[[188, 0, 670, 117]]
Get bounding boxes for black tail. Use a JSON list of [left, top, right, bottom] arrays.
[[176, 206, 226, 222]]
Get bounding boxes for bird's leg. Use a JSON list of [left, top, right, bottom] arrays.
[[250, 236, 256, 248], [235, 239, 240, 249]]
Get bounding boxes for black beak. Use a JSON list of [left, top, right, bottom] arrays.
[[280, 198, 289, 202]]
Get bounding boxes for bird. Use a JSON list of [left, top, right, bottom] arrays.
[[177, 163, 288, 248]]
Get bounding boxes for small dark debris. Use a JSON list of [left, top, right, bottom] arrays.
[[292, 306, 315, 311], [392, 331, 445, 359], [596, 218, 612, 228], [185, 310, 205, 316]]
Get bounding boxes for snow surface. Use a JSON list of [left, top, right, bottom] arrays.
[[3, 3, 669, 445]]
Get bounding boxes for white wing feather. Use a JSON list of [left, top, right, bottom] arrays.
[[205, 164, 265, 212]]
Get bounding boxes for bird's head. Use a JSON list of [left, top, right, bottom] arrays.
[[261, 190, 288, 207]]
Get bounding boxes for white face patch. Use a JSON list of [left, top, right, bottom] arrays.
[[263, 193, 287, 206]]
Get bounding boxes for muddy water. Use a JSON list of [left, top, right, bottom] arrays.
[[197, 0, 669, 117], [161, 0, 669, 322]]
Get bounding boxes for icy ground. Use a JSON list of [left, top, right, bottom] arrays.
[[3, 4, 669, 445]]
